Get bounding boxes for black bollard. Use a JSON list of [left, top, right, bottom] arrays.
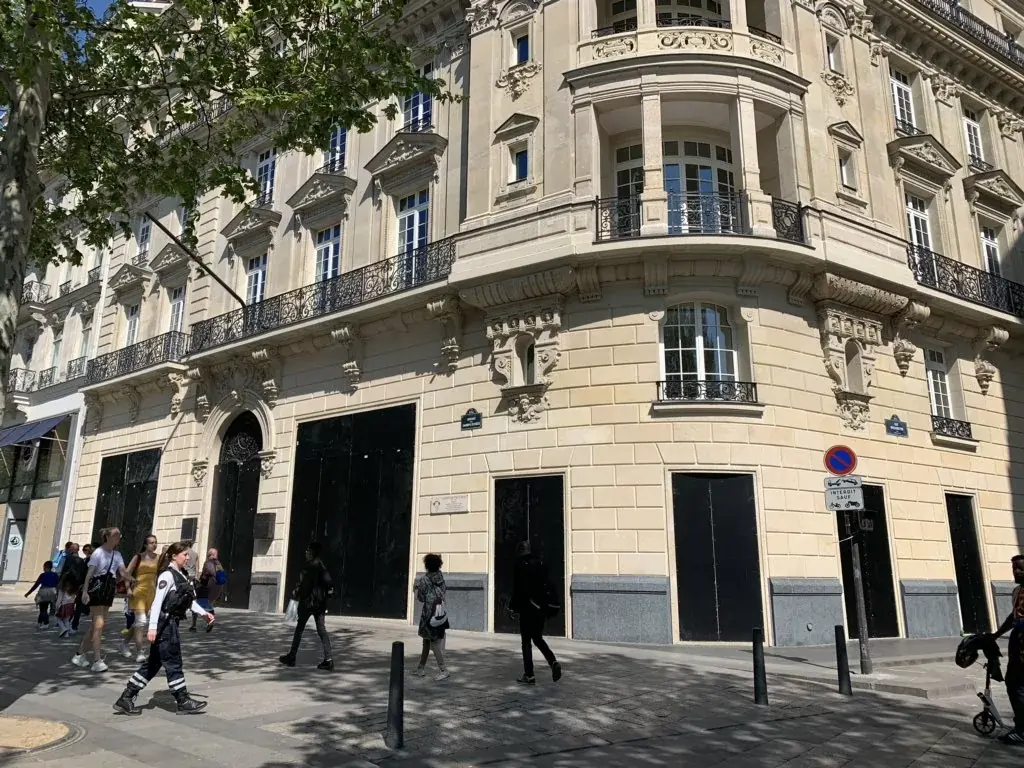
[[384, 641, 404, 750], [835, 625, 852, 696], [753, 627, 768, 706]]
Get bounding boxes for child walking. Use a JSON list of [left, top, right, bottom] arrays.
[[25, 561, 60, 629], [119, 597, 137, 658], [55, 582, 78, 638]]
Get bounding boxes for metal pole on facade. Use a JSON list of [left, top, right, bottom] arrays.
[[848, 512, 873, 675]]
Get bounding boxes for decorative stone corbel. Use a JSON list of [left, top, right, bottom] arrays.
[[76, 298, 96, 318], [486, 301, 563, 423], [890, 301, 930, 377], [168, 372, 190, 417], [821, 71, 855, 106], [426, 296, 463, 374], [643, 256, 669, 297], [869, 39, 888, 67], [496, 62, 542, 101], [258, 449, 276, 479], [817, 303, 883, 430], [187, 366, 211, 423], [787, 272, 815, 306], [191, 459, 209, 487], [575, 264, 601, 303], [736, 256, 769, 297], [83, 393, 104, 434], [250, 347, 279, 408], [973, 326, 1008, 395], [121, 386, 141, 424], [330, 324, 362, 391]]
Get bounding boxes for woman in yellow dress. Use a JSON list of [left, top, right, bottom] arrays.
[[125, 536, 159, 663]]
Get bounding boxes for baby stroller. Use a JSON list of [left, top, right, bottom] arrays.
[[956, 633, 1007, 736]]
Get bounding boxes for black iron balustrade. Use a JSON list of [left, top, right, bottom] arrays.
[[749, 25, 782, 44], [401, 116, 432, 133], [666, 191, 746, 235], [895, 119, 924, 137], [907, 242, 1024, 316], [657, 379, 758, 403], [8, 369, 36, 393], [657, 14, 732, 28], [188, 237, 457, 354], [592, 18, 638, 37], [968, 154, 995, 173], [317, 156, 346, 175], [915, 0, 1024, 69], [772, 197, 806, 243], [132, 251, 150, 267], [37, 367, 56, 389], [254, 189, 274, 208], [21, 282, 49, 304], [87, 265, 102, 283], [932, 414, 974, 440], [595, 197, 642, 241], [59, 281, 72, 297], [66, 356, 87, 380], [86, 331, 189, 385]]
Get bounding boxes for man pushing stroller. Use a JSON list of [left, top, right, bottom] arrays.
[[993, 555, 1024, 746]]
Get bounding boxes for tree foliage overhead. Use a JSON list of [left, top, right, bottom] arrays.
[[0, 0, 446, 268]]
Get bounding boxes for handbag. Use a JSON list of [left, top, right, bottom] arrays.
[[87, 554, 118, 605], [429, 597, 449, 629], [284, 599, 299, 624]]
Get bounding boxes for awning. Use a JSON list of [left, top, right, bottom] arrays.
[[0, 416, 66, 448]]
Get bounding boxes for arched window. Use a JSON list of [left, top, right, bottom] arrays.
[[662, 303, 737, 399], [517, 336, 536, 386], [844, 339, 864, 393]]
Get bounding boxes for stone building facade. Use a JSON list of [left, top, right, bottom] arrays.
[[35, 0, 1024, 644]]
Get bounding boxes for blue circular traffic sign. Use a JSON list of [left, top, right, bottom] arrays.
[[824, 445, 857, 476]]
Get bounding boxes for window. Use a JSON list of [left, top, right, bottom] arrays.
[[663, 140, 736, 234], [246, 254, 268, 305], [325, 125, 347, 172], [926, 349, 953, 419], [844, 340, 863, 393], [615, 144, 644, 199], [826, 34, 842, 72], [981, 226, 1001, 277], [517, 336, 536, 386], [838, 150, 856, 190], [662, 303, 737, 395], [125, 304, 140, 346], [905, 193, 931, 250], [890, 69, 916, 130], [178, 202, 194, 240], [609, 0, 637, 32], [512, 147, 529, 183], [23, 337, 34, 367], [50, 329, 62, 370], [169, 286, 186, 333], [514, 33, 530, 65], [398, 190, 429, 286], [403, 64, 433, 132], [963, 108, 984, 165], [256, 149, 277, 205], [79, 326, 91, 358], [655, 0, 724, 27], [136, 218, 151, 258], [315, 225, 342, 282]]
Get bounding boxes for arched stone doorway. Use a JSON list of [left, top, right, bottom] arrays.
[[210, 411, 262, 609]]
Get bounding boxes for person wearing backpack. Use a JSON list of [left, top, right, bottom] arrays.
[[279, 542, 334, 671], [413, 553, 450, 681], [190, 548, 224, 632], [510, 541, 562, 685]]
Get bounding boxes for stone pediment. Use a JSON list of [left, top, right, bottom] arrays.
[[963, 169, 1024, 215], [365, 132, 448, 197], [108, 263, 152, 295], [827, 121, 863, 147], [221, 205, 282, 255], [887, 135, 961, 183], [148, 243, 189, 275], [286, 171, 357, 232], [494, 113, 539, 142]]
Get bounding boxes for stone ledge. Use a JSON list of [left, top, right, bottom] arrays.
[[770, 577, 844, 596], [901, 579, 961, 639], [929, 431, 979, 451], [571, 574, 672, 644], [650, 401, 765, 418]]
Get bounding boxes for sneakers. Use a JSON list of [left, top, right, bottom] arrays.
[[516, 674, 536, 685], [413, 665, 426, 677], [71, 654, 90, 669], [91, 659, 109, 673], [113, 692, 140, 716], [205, 622, 214, 633], [317, 659, 334, 671], [175, 696, 208, 715], [278, 654, 296, 667], [119, 643, 133, 659], [136, 652, 148, 663], [57, 629, 70, 639], [999, 730, 1024, 746], [434, 669, 451, 682], [189, 625, 197, 632], [552, 661, 562, 682]]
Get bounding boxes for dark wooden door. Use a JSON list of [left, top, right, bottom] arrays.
[[837, 484, 899, 639], [493, 475, 566, 636], [672, 473, 763, 641], [946, 493, 990, 634], [91, 448, 161, 559]]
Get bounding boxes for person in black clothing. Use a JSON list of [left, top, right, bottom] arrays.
[[994, 555, 1024, 746], [279, 542, 334, 671], [510, 541, 562, 685], [63, 543, 92, 632]]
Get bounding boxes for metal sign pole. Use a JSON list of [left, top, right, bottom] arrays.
[[848, 511, 873, 675]]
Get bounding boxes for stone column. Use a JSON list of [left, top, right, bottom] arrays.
[[640, 92, 667, 237], [729, 0, 748, 31], [637, 0, 657, 29], [573, 101, 598, 199], [730, 95, 774, 236], [579, 0, 596, 38]]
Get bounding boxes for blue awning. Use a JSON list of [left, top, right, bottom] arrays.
[[0, 416, 66, 448]]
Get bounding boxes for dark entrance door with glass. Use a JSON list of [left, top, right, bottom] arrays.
[[210, 412, 263, 610], [493, 475, 565, 636], [92, 448, 161, 560], [946, 493, 990, 634], [671, 473, 763, 641], [285, 403, 416, 619], [836, 484, 899, 639]]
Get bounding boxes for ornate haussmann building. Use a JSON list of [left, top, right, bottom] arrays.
[[11, 0, 1024, 645]]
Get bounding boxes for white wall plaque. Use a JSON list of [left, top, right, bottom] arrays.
[[429, 494, 469, 515]]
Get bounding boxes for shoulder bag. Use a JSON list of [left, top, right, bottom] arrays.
[[87, 553, 118, 605]]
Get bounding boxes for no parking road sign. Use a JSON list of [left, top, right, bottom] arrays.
[[824, 445, 857, 476]]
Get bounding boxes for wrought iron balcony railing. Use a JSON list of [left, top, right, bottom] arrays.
[[656, 14, 732, 28], [66, 356, 87, 380], [906, 243, 1024, 317], [254, 189, 274, 208], [8, 369, 36, 393], [87, 265, 102, 283], [21, 282, 49, 304], [592, 18, 638, 38], [37, 367, 56, 389], [895, 119, 924, 137], [968, 154, 995, 173], [86, 331, 189, 386], [188, 237, 457, 354], [932, 414, 973, 440], [596, 196, 642, 241], [317, 156, 346, 175], [914, 0, 1024, 70], [772, 198, 806, 244], [749, 25, 782, 44], [401, 116, 432, 133], [667, 191, 746, 235], [58, 281, 72, 297], [657, 379, 758, 403], [132, 251, 150, 267]]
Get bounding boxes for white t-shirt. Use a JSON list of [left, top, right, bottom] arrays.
[[88, 547, 126, 578]]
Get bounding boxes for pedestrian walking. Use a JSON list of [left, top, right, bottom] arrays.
[[54, 580, 78, 637], [71, 528, 130, 672], [510, 541, 562, 685], [67, 543, 94, 633], [183, 540, 199, 584], [113, 541, 214, 716], [123, 535, 159, 662], [190, 549, 224, 632], [25, 561, 60, 629], [995, 555, 1024, 746], [279, 542, 334, 670], [413, 553, 450, 681]]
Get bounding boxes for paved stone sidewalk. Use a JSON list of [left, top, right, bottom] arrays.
[[0, 602, 1020, 767]]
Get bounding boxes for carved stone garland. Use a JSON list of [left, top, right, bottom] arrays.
[[426, 295, 463, 374], [973, 326, 1008, 395], [184, 349, 280, 421], [890, 301, 930, 377], [487, 302, 562, 423], [817, 304, 883, 430]]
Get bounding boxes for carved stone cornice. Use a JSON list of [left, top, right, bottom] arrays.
[[426, 296, 463, 374], [810, 273, 909, 317], [148, 243, 189, 279], [107, 263, 152, 297], [973, 326, 1008, 395], [330, 323, 362, 391], [575, 264, 601, 303], [459, 266, 575, 310], [887, 135, 961, 186], [250, 347, 280, 409], [890, 300, 930, 377], [221, 206, 282, 261], [83, 393, 103, 434], [286, 171, 357, 234], [963, 170, 1024, 217], [644, 257, 669, 297]]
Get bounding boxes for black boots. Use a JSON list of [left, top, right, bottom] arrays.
[[113, 688, 140, 716], [278, 654, 296, 667], [317, 658, 334, 671], [174, 690, 207, 715]]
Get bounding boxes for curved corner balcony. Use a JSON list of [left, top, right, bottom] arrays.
[[85, 332, 189, 387], [188, 237, 457, 355]]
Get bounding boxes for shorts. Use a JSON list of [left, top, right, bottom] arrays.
[[195, 598, 215, 614]]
